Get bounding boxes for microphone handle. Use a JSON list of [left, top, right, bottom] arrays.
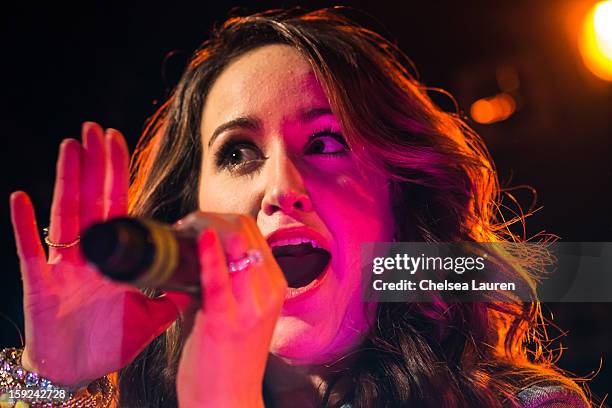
[[81, 217, 201, 293]]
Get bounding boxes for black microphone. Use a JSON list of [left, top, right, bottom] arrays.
[[80, 217, 200, 293]]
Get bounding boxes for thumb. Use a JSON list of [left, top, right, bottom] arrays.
[[156, 291, 195, 315], [146, 291, 195, 325]]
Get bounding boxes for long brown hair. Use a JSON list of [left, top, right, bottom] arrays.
[[120, 8, 588, 407]]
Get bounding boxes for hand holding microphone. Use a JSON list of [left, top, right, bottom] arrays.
[[10, 121, 286, 404], [81, 212, 287, 405], [171, 213, 286, 407], [80, 215, 265, 294]]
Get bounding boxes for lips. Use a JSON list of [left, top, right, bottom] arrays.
[[266, 227, 331, 289]]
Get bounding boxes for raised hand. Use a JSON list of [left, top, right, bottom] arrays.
[[10, 122, 193, 387], [177, 215, 287, 407]]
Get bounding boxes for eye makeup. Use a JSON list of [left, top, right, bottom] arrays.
[[304, 127, 350, 157], [212, 126, 350, 176], [214, 138, 268, 175]]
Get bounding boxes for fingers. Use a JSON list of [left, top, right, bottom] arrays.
[[10, 191, 46, 262], [240, 216, 287, 302], [104, 128, 129, 219], [221, 215, 286, 318], [80, 122, 106, 231], [48, 138, 81, 261], [224, 231, 263, 315], [187, 213, 286, 321], [10, 191, 47, 289], [198, 228, 237, 316]]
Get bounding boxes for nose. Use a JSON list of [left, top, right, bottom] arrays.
[[262, 151, 312, 216]]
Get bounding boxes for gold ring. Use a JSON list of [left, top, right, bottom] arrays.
[[43, 227, 81, 248]]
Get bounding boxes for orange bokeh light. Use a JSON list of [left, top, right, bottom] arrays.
[[470, 93, 517, 124], [579, 0, 612, 81]]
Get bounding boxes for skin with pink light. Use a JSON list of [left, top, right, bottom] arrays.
[[10, 44, 393, 406]]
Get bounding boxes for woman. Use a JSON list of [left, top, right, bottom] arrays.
[[2, 8, 590, 408]]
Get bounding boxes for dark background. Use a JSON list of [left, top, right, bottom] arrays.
[[1, 0, 610, 403]]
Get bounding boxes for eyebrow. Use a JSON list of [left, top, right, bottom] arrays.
[[208, 116, 262, 148], [299, 107, 334, 121], [206, 107, 335, 149]]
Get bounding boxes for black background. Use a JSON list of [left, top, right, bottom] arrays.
[[1, 0, 610, 402]]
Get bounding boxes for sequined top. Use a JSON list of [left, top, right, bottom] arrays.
[[517, 384, 590, 408], [1, 348, 589, 408], [0, 348, 115, 408], [336, 385, 590, 408]]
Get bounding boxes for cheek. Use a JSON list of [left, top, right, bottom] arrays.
[[198, 171, 259, 214], [198, 175, 225, 212], [313, 172, 390, 315], [311, 172, 393, 245], [306, 175, 392, 308]]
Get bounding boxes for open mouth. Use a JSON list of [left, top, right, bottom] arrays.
[[271, 241, 331, 288]]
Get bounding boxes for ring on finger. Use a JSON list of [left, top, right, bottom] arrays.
[[43, 227, 81, 248], [227, 249, 263, 273]]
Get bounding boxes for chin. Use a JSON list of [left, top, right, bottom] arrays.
[[270, 316, 365, 365], [270, 316, 338, 364]]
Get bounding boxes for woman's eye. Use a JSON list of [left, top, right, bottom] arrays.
[[215, 141, 265, 173], [306, 132, 349, 156]]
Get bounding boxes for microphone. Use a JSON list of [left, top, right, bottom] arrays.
[[80, 217, 200, 293]]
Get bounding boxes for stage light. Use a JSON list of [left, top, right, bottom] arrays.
[[579, 0, 612, 81], [470, 93, 517, 125]]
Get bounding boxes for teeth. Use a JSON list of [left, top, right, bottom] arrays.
[[269, 237, 320, 249]]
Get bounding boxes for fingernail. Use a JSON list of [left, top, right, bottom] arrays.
[[9, 191, 23, 203], [82, 121, 93, 135], [82, 122, 100, 144]]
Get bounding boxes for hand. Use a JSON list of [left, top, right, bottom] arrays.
[[10, 122, 193, 387], [176, 214, 287, 408]]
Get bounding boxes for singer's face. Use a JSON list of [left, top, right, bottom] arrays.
[[198, 44, 393, 364]]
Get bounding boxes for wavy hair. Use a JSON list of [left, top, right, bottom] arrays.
[[119, 8, 588, 407]]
